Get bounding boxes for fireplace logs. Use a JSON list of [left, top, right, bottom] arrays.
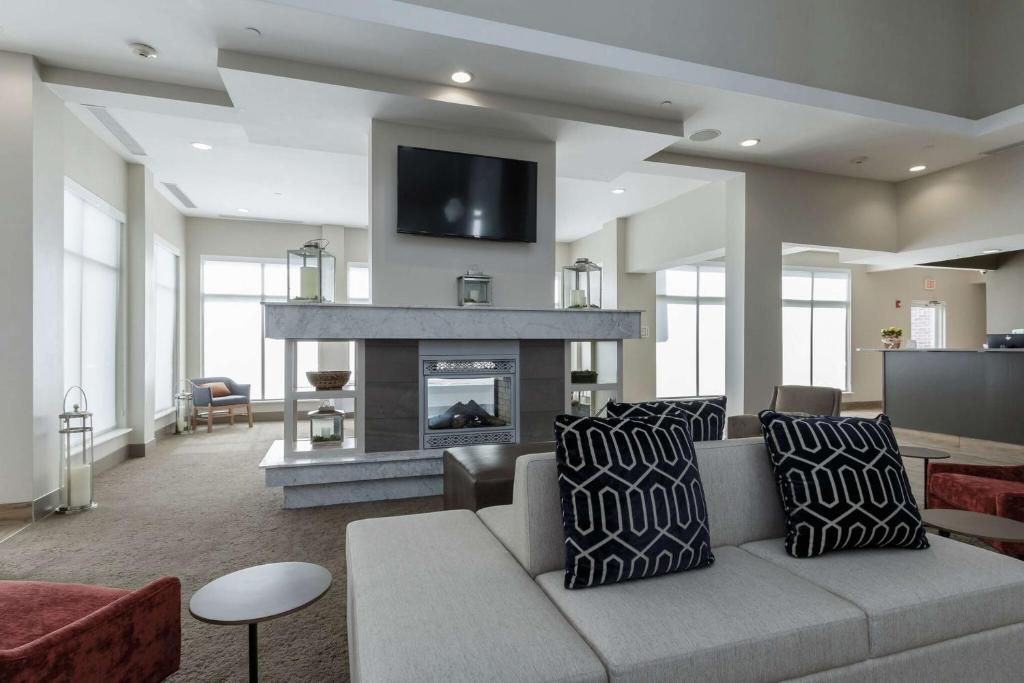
[[428, 400, 508, 430]]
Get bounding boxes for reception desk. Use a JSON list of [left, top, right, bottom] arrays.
[[867, 349, 1024, 445]]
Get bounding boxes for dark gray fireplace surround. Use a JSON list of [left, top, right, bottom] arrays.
[[364, 339, 564, 452]]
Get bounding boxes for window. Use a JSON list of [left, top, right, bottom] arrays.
[[554, 271, 561, 307], [911, 301, 946, 349], [154, 241, 179, 413], [656, 264, 726, 398], [347, 262, 370, 304], [782, 269, 850, 390], [64, 185, 123, 435], [201, 258, 317, 400]]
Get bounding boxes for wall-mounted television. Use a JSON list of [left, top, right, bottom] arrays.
[[396, 145, 537, 243]]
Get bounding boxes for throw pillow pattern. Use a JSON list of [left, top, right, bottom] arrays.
[[606, 396, 726, 441], [759, 410, 930, 558], [553, 414, 715, 589]]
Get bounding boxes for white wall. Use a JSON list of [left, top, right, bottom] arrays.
[[986, 252, 1024, 333], [369, 120, 556, 308], [625, 181, 727, 272], [64, 109, 127, 213]]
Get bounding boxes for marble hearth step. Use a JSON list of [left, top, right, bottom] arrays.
[[259, 440, 443, 508]]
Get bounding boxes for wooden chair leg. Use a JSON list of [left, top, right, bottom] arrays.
[[191, 407, 196, 432], [229, 406, 235, 426], [247, 403, 254, 428], [207, 408, 213, 433]]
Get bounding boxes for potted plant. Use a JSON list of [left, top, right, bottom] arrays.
[[881, 326, 904, 349]]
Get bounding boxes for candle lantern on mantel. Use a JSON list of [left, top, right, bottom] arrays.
[[309, 400, 345, 447], [57, 386, 97, 514], [562, 257, 603, 309], [457, 267, 493, 307], [287, 239, 336, 303], [174, 380, 194, 434]]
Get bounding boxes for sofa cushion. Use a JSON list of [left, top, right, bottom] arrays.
[[929, 473, 1024, 514], [742, 535, 1024, 657], [346, 510, 606, 683], [760, 411, 929, 557], [606, 396, 726, 441], [536, 546, 868, 682], [210, 394, 248, 406], [553, 414, 714, 588], [0, 581, 129, 649]]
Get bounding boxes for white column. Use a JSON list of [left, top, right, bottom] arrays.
[[125, 164, 156, 453]]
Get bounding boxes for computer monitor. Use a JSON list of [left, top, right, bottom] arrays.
[[986, 333, 1024, 349]]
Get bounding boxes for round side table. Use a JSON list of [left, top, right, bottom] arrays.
[[898, 446, 950, 509], [923, 508, 1024, 544], [190, 562, 332, 682]]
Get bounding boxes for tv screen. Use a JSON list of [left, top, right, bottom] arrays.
[[396, 146, 537, 243]]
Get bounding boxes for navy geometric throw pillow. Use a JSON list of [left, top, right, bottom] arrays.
[[553, 413, 715, 589], [759, 411, 930, 558], [606, 396, 726, 441]]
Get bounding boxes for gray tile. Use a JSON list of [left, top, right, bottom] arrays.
[[363, 382, 420, 419]]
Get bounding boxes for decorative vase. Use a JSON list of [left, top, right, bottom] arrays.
[[882, 336, 902, 349]]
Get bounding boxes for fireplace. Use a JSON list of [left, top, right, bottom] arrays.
[[420, 343, 518, 449]]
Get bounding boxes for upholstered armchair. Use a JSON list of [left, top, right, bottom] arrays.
[[928, 463, 1024, 557], [191, 376, 253, 432], [727, 385, 843, 439], [0, 577, 180, 682]]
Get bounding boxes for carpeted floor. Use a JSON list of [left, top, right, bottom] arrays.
[[0, 423, 441, 681]]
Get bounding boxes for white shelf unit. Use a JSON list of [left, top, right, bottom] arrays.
[[283, 339, 365, 457], [564, 339, 624, 415]]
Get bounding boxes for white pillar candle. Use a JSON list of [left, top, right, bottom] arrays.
[[68, 463, 92, 508], [570, 289, 588, 307], [300, 266, 320, 299]]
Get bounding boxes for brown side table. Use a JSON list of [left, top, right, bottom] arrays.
[[898, 446, 950, 508]]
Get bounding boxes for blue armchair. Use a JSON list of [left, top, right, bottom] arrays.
[[190, 377, 253, 432]]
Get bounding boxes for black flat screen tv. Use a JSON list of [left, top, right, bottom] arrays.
[[396, 145, 538, 243]]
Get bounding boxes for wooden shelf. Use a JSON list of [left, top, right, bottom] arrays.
[[569, 383, 619, 392], [288, 436, 360, 456]]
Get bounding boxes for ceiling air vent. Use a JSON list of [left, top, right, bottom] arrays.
[[82, 104, 146, 156], [162, 182, 196, 209], [216, 214, 308, 225]]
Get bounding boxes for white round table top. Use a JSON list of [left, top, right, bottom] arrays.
[[899, 446, 951, 460], [189, 562, 332, 626]]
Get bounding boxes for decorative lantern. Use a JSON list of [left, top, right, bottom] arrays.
[[57, 386, 96, 513], [562, 258, 602, 309], [174, 380, 194, 434], [309, 400, 345, 446], [287, 238, 336, 303], [457, 268, 493, 306]]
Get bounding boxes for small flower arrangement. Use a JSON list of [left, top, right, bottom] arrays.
[[881, 326, 904, 349]]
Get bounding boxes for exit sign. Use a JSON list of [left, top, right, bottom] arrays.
[[924, 278, 937, 290]]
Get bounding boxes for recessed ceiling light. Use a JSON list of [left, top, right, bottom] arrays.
[[982, 248, 1002, 255], [689, 129, 721, 142], [739, 138, 760, 147], [450, 71, 473, 84], [611, 188, 626, 195], [909, 165, 927, 172], [237, 208, 249, 213], [129, 42, 158, 59], [191, 142, 212, 150]]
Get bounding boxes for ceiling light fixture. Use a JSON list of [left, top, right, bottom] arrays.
[[739, 138, 760, 147], [982, 248, 1002, 255], [689, 129, 721, 142], [611, 188, 626, 195], [191, 142, 212, 150], [237, 208, 249, 213], [129, 42, 158, 59], [909, 165, 927, 172], [450, 71, 473, 84]]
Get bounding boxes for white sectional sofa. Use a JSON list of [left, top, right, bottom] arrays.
[[346, 438, 1024, 682]]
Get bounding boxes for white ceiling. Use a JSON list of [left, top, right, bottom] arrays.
[[5, 0, 1024, 236]]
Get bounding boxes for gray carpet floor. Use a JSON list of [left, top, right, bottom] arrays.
[[0, 423, 441, 681]]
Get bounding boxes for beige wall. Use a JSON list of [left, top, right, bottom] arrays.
[[369, 120, 556, 308], [625, 181, 726, 272], [63, 109, 127, 213], [986, 252, 1024, 333]]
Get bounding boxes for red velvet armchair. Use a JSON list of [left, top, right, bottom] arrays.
[[0, 576, 180, 683], [928, 463, 1024, 557]]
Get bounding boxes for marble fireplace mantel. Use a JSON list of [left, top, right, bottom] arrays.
[[264, 303, 642, 341]]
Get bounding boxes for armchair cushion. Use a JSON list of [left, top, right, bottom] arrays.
[[771, 385, 842, 416], [211, 394, 249, 406], [726, 414, 762, 439], [929, 462, 1024, 483]]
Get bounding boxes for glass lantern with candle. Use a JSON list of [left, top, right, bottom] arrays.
[[309, 400, 345, 447], [457, 268, 493, 306], [58, 386, 96, 513], [287, 239, 336, 303], [562, 258, 603, 309], [174, 380, 194, 434]]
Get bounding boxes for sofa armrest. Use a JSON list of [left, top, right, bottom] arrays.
[[510, 452, 565, 577], [191, 384, 212, 407], [0, 577, 180, 683], [929, 463, 1024, 483], [727, 414, 762, 439], [995, 491, 1024, 524], [230, 382, 251, 400]]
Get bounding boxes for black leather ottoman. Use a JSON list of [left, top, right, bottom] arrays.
[[443, 442, 556, 511]]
